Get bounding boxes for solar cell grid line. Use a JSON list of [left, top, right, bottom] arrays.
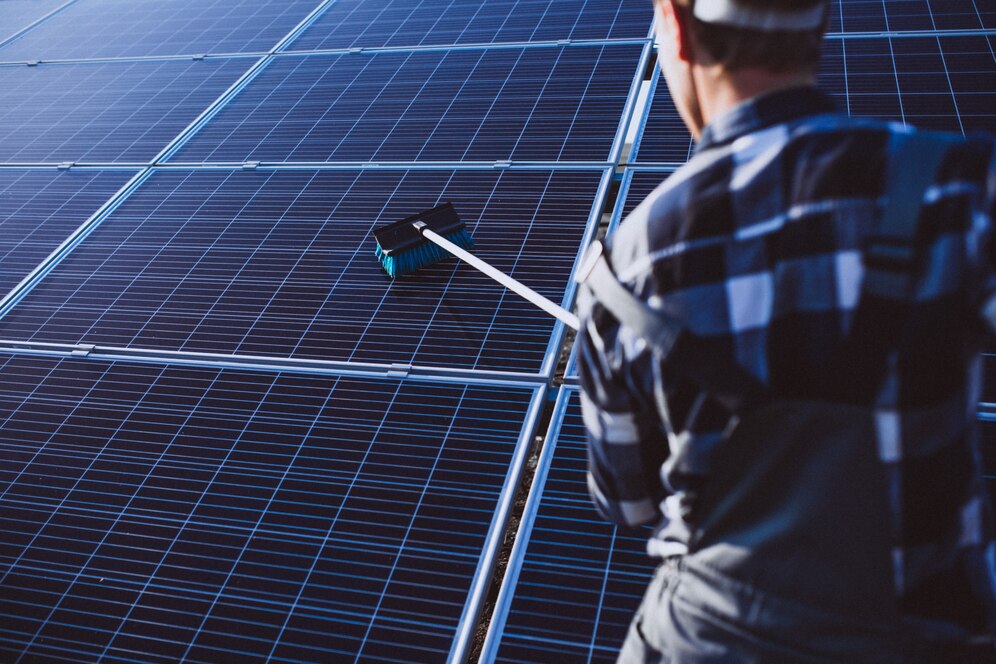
[[818, 35, 996, 134], [0, 167, 611, 377], [168, 43, 647, 165], [0, 0, 325, 63], [0, 57, 253, 164], [564, 168, 675, 380], [628, 69, 694, 165], [481, 387, 655, 663], [0, 169, 135, 302], [827, 0, 995, 34], [7, 359, 179, 662], [0, 0, 72, 45], [636, 34, 996, 164], [0, 352, 545, 662], [285, 0, 653, 53]]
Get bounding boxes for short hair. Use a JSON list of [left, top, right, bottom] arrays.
[[679, 0, 828, 72]]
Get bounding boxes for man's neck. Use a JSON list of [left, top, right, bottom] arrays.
[[692, 65, 815, 130]]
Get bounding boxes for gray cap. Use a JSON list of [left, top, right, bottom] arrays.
[[693, 0, 827, 31]]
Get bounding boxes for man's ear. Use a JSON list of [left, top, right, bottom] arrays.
[[657, 0, 695, 64]]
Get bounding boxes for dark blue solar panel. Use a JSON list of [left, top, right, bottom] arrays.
[[637, 35, 996, 163], [288, 0, 652, 52], [819, 35, 996, 134], [0, 167, 608, 375], [0, 0, 67, 43], [0, 353, 540, 662], [0, 0, 322, 62], [0, 58, 251, 164], [170, 44, 646, 164], [0, 169, 134, 299], [485, 388, 654, 662], [629, 71, 693, 165], [828, 0, 995, 33]]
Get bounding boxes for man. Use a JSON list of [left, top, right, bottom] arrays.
[[575, 0, 996, 661]]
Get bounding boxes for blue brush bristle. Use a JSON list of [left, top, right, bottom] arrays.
[[376, 228, 474, 278]]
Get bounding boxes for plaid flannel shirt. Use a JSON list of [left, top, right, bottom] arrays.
[[577, 86, 996, 632]]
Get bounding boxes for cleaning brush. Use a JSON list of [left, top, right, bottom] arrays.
[[373, 202, 579, 330]]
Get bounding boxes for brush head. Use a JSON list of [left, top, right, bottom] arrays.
[[373, 202, 475, 278]]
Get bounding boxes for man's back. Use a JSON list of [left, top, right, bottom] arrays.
[[577, 84, 996, 659]]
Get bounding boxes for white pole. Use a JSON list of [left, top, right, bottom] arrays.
[[417, 223, 580, 331]]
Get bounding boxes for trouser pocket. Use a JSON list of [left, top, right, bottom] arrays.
[[616, 558, 681, 664]]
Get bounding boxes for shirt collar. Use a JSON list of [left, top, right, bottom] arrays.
[[695, 86, 837, 153]]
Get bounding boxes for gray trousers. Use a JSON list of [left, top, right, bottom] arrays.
[[616, 557, 924, 664]]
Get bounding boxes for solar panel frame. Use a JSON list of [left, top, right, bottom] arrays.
[[150, 55, 275, 166], [0, 0, 71, 46], [0, 0, 328, 63], [284, 0, 654, 53], [166, 41, 653, 166], [0, 167, 612, 376], [481, 386, 655, 663], [0, 350, 548, 663], [0, 167, 138, 306], [0, 56, 256, 165], [0, 168, 151, 324]]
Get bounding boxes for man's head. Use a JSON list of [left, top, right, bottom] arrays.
[[653, 0, 829, 137]]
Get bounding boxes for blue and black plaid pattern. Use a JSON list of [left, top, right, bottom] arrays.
[[577, 86, 996, 631]]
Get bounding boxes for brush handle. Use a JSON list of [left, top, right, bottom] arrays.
[[417, 224, 580, 331]]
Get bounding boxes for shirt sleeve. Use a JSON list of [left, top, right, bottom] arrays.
[[977, 141, 996, 333], [575, 287, 669, 529]]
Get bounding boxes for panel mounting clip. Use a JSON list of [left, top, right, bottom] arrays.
[[493, 160, 512, 169], [26, 60, 40, 67], [242, 161, 260, 170], [71, 344, 96, 357], [348, 47, 365, 55], [192, 54, 206, 61], [57, 162, 75, 170], [386, 363, 412, 379]]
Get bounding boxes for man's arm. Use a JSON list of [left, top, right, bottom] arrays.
[[576, 290, 670, 529], [974, 140, 996, 331]]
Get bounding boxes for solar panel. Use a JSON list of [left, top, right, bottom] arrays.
[[0, 0, 67, 44], [0, 0, 323, 62], [287, 0, 652, 52], [482, 387, 654, 663], [0, 167, 610, 376], [0, 168, 135, 300], [168, 44, 647, 164], [0, 352, 542, 662], [629, 71, 694, 165], [636, 35, 996, 163], [828, 0, 995, 33], [0, 58, 252, 164], [821, 35, 996, 134]]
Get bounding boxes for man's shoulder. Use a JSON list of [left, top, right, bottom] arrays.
[[609, 114, 995, 284]]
